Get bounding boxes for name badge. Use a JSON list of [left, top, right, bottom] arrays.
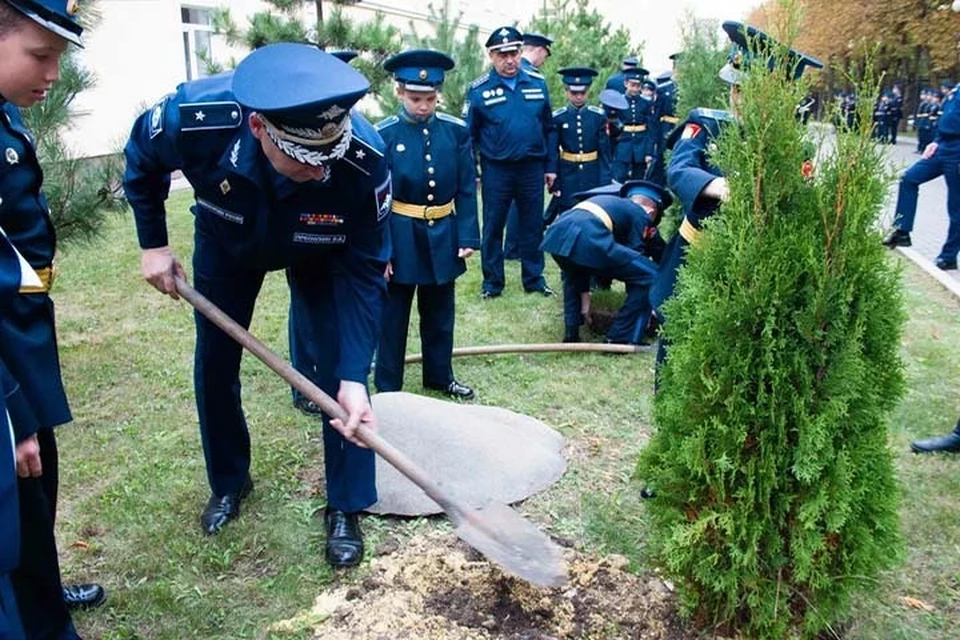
[[293, 233, 346, 245]]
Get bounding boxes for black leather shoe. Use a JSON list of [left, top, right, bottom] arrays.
[[526, 285, 555, 297], [325, 509, 364, 568], [479, 290, 501, 300], [911, 426, 960, 454], [563, 331, 581, 343], [63, 583, 107, 610], [293, 396, 323, 417], [882, 228, 911, 248], [935, 257, 958, 271], [426, 380, 475, 400], [200, 476, 253, 535]]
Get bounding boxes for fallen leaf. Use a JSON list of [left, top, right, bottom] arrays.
[[901, 596, 935, 612]]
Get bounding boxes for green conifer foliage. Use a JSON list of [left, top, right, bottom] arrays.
[[673, 16, 729, 120], [636, 35, 903, 640], [21, 0, 126, 246]]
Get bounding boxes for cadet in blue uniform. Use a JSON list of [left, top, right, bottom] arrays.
[[503, 32, 554, 262], [549, 67, 614, 214], [373, 49, 480, 401], [0, 234, 26, 640], [604, 56, 641, 93], [464, 26, 557, 298], [542, 180, 667, 344], [915, 89, 933, 153], [647, 70, 678, 186], [123, 44, 391, 567], [883, 79, 960, 270], [612, 70, 659, 183], [1, 1, 109, 636], [650, 21, 822, 373]]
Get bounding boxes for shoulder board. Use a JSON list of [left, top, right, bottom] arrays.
[[179, 101, 243, 132], [524, 69, 545, 80], [587, 105, 605, 116], [343, 116, 385, 177], [553, 106, 568, 117], [436, 112, 467, 127], [689, 107, 735, 124], [469, 73, 490, 89], [375, 115, 400, 131]]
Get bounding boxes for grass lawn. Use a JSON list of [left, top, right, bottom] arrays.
[[50, 191, 959, 639]]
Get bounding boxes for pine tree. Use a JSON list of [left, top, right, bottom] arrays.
[[21, 0, 126, 246], [401, 1, 484, 118], [636, 14, 903, 638], [212, 0, 402, 115], [523, 0, 634, 109], [673, 15, 729, 119]]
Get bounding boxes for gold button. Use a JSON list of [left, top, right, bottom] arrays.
[[428, 167, 435, 174], [422, 128, 429, 135], [427, 194, 435, 201], [428, 180, 436, 187], [428, 219, 435, 226], [425, 154, 432, 161]]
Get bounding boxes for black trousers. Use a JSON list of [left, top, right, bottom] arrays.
[[12, 428, 74, 640]]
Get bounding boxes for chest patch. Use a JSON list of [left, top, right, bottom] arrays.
[[300, 213, 344, 226], [376, 174, 393, 222]]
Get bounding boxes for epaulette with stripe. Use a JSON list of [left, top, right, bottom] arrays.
[[436, 112, 467, 127], [587, 105, 605, 116], [343, 117, 385, 177], [524, 69, 545, 80], [469, 73, 490, 89], [375, 115, 399, 131], [689, 108, 735, 124], [179, 101, 243, 132], [552, 106, 568, 117]]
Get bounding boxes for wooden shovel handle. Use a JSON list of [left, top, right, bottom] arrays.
[[174, 277, 463, 518]]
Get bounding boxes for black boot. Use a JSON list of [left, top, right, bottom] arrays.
[[63, 583, 107, 610], [325, 508, 364, 567], [882, 228, 911, 248], [200, 476, 253, 534], [911, 421, 960, 454]]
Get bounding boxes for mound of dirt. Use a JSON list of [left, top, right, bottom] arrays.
[[269, 533, 688, 639]]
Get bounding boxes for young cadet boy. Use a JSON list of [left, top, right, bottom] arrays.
[[1, 2, 107, 637]]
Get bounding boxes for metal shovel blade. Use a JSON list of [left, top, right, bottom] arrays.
[[453, 501, 567, 588]]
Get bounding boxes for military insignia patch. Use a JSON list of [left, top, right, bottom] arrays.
[[149, 99, 165, 139], [681, 123, 702, 140], [375, 174, 392, 222], [419, 69, 428, 80], [220, 179, 231, 195], [5, 148, 18, 165]]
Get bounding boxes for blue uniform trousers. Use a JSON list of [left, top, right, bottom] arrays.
[[193, 223, 376, 512], [374, 282, 455, 392], [892, 141, 960, 262], [503, 203, 521, 260], [12, 429, 75, 640], [553, 255, 654, 344], [0, 575, 25, 640], [480, 160, 547, 294], [612, 157, 650, 183]]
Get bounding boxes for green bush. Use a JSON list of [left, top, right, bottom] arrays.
[[636, 45, 904, 639]]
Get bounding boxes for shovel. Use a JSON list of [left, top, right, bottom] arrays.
[[174, 277, 567, 588]]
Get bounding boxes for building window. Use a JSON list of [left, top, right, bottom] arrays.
[[182, 6, 213, 82]]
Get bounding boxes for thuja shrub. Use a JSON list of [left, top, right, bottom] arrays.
[[636, 55, 904, 639]]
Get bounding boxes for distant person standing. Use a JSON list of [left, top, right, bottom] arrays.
[[882, 80, 960, 271], [612, 70, 658, 183], [464, 26, 557, 298], [604, 56, 640, 93], [503, 32, 554, 262], [888, 85, 903, 144]]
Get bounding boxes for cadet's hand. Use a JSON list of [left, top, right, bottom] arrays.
[[330, 380, 375, 448], [458, 248, 474, 259], [141, 246, 186, 298], [703, 177, 730, 202], [922, 142, 938, 159], [545, 173, 557, 191], [384, 261, 393, 281], [16, 434, 42, 478], [645, 155, 653, 164]]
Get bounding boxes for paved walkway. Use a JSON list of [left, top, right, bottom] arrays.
[[880, 136, 960, 297]]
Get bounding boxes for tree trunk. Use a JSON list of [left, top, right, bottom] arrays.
[[315, 0, 323, 25]]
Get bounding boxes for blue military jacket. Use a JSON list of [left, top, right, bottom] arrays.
[[541, 194, 658, 273], [615, 94, 659, 163], [935, 85, 960, 143], [666, 108, 735, 229], [463, 68, 558, 170], [376, 111, 480, 285], [0, 360, 21, 574], [123, 72, 392, 383], [0, 100, 72, 439], [657, 81, 679, 131], [552, 103, 612, 209]]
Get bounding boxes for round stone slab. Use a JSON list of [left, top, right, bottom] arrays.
[[367, 392, 567, 516]]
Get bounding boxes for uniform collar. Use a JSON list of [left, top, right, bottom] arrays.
[[492, 69, 528, 86], [217, 125, 306, 199]]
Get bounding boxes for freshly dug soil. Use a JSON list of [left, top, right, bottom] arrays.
[[269, 533, 690, 639]]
